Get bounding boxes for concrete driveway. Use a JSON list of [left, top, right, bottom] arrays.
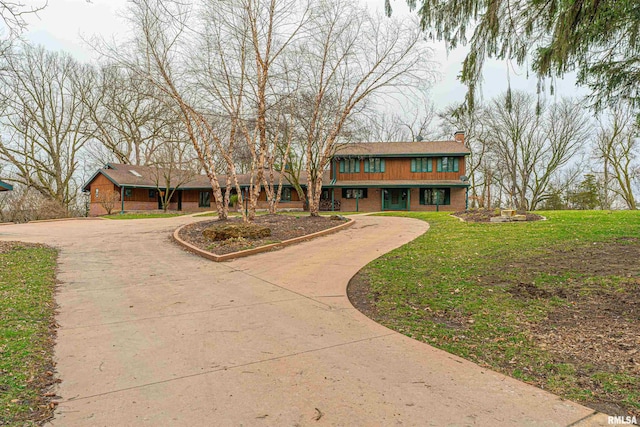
[[0, 215, 600, 426]]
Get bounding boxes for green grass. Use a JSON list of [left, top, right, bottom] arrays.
[[104, 212, 186, 220], [363, 210, 640, 414], [0, 243, 58, 425]]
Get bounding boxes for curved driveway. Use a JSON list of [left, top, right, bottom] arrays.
[[0, 215, 597, 426]]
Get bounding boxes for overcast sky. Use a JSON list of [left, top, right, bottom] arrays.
[[22, 0, 587, 113]]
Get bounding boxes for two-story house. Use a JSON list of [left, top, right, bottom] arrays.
[[82, 133, 469, 215], [323, 132, 470, 212]]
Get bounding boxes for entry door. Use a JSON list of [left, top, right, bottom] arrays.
[[384, 189, 408, 210]]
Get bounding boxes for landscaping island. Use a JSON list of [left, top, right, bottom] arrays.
[[349, 210, 640, 418], [178, 214, 350, 257]]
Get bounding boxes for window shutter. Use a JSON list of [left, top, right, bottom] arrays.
[[454, 158, 459, 172], [364, 159, 370, 173], [380, 159, 385, 173], [339, 160, 345, 173], [437, 158, 442, 172]]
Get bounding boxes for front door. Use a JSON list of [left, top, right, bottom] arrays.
[[383, 188, 408, 210]]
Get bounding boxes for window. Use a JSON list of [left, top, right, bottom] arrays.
[[411, 158, 432, 172], [339, 158, 360, 173], [342, 188, 367, 199], [124, 189, 132, 198], [95, 188, 99, 198], [199, 191, 211, 208], [280, 187, 292, 202], [149, 190, 156, 199], [364, 157, 385, 173], [437, 157, 459, 172], [420, 188, 451, 205]]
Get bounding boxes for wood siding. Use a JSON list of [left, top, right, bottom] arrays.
[[332, 157, 466, 181], [89, 174, 118, 202]]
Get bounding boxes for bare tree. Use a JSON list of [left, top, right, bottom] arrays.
[[84, 65, 175, 166], [100, 0, 236, 220], [439, 105, 489, 208], [528, 99, 591, 209], [482, 92, 590, 210], [149, 136, 199, 212], [0, 44, 93, 209], [298, 0, 435, 215], [362, 98, 437, 142], [96, 188, 120, 215], [594, 103, 639, 210], [193, 0, 310, 220], [0, 1, 47, 37]]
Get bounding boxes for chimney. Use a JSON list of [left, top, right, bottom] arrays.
[[454, 131, 465, 145]]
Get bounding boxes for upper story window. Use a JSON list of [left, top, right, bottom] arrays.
[[411, 158, 432, 173], [339, 158, 360, 173], [437, 156, 459, 172], [364, 157, 385, 173]]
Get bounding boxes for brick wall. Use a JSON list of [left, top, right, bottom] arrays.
[[330, 187, 467, 212], [408, 187, 466, 212]]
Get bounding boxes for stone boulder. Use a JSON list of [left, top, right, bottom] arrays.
[[203, 223, 271, 241]]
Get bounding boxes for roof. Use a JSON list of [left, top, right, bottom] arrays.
[[82, 163, 326, 192], [334, 141, 470, 157], [326, 180, 470, 188], [0, 180, 13, 191]]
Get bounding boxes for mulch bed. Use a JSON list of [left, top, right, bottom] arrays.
[[453, 208, 543, 222], [179, 214, 348, 255], [349, 237, 640, 417]]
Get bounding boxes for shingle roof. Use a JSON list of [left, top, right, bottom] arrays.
[[0, 180, 12, 191], [82, 163, 328, 191], [327, 180, 469, 188], [334, 141, 470, 156]]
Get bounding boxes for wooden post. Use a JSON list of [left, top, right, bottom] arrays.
[[120, 186, 125, 214]]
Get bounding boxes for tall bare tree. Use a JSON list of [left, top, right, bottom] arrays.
[[595, 103, 639, 210], [193, 0, 310, 220], [298, 0, 435, 215], [84, 65, 175, 166], [482, 91, 590, 210], [101, 0, 237, 220], [0, 44, 93, 208], [439, 105, 489, 208]]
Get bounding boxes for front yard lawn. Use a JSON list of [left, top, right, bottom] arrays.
[[0, 242, 58, 425], [350, 210, 640, 417]]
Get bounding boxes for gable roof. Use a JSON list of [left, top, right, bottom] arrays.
[[0, 180, 12, 191], [334, 141, 470, 157], [82, 163, 324, 192]]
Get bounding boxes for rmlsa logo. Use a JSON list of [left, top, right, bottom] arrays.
[[608, 415, 638, 425]]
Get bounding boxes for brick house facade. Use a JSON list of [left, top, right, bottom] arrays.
[[82, 134, 470, 216]]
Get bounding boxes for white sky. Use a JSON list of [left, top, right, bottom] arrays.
[[21, 0, 588, 112]]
